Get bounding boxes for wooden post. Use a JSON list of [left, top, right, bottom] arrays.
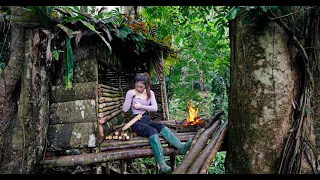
[[155, 160, 159, 174], [105, 162, 110, 174], [170, 155, 176, 171], [120, 160, 125, 174], [160, 50, 170, 120]]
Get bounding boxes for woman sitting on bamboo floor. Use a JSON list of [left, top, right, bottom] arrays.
[[122, 72, 192, 173]]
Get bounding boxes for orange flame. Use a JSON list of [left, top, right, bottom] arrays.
[[183, 101, 203, 126]]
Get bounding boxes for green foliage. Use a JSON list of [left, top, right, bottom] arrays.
[[27, 6, 164, 89], [64, 36, 74, 89], [140, 6, 230, 122], [207, 151, 226, 174], [0, 6, 10, 74]]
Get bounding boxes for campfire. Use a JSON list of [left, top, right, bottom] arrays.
[[182, 101, 204, 126]]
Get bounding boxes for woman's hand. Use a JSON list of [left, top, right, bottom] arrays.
[[133, 102, 141, 109]]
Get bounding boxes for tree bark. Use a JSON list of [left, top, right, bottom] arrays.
[[199, 127, 228, 174], [0, 8, 26, 171], [225, 14, 299, 174]]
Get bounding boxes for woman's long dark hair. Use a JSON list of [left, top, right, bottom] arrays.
[[135, 72, 151, 99]]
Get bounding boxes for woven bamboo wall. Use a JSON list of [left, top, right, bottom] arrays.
[[98, 71, 164, 122]]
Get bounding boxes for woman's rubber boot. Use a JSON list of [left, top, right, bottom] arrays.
[[149, 134, 172, 173], [160, 126, 193, 155]]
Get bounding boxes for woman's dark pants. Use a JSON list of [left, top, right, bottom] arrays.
[[131, 113, 165, 137]]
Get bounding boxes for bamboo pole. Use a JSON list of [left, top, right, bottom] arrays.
[[98, 108, 120, 118], [99, 110, 122, 124], [99, 101, 123, 109], [98, 87, 123, 94], [99, 84, 120, 91], [43, 146, 180, 168], [99, 97, 124, 103], [199, 126, 228, 174], [98, 92, 123, 98], [101, 134, 196, 151], [98, 104, 121, 113], [172, 120, 221, 174], [187, 120, 228, 174]]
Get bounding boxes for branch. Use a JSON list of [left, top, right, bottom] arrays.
[[270, 6, 316, 21]]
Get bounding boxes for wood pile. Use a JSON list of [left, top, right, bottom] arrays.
[[104, 124, 137, 141], [172, 111, 227, 174]]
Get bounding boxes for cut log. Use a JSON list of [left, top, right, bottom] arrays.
[[203, 111, 224, 129], [172, 120, 221, 174], [100, 113, 125, 143], [50, 82, 96, 103], [187, 120, 228, 174], [43, 146, 180, 168], [199, 125, 228, 174]]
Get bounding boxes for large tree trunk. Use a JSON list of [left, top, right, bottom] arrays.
[[0, 6, 26, 173], [225, 14, 300, 173], [0, 7, 49, 173]]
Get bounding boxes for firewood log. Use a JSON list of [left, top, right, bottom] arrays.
[[112, 135, 118, 140], [106, 135, 113, 140], [132, 132, 137, 137], [172, 120, 221, 174], [114, 131, 120, 136], [203, 111, 224, 129], [187, 120, 228, 174], [113, 124, 126, 130], [199, 126, 228, 174]]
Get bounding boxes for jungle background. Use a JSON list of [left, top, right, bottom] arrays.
[[1, 6, 319, 174]]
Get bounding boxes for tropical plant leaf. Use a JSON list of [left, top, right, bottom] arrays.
[[64, 36, 74, 89], [117, 25, 132, 39], [28, 6, 51, 29], [56, 24, 76, 39], [79, 19, 112, 53]]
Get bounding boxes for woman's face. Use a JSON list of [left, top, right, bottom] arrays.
[[135, 81, 146, 93]]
